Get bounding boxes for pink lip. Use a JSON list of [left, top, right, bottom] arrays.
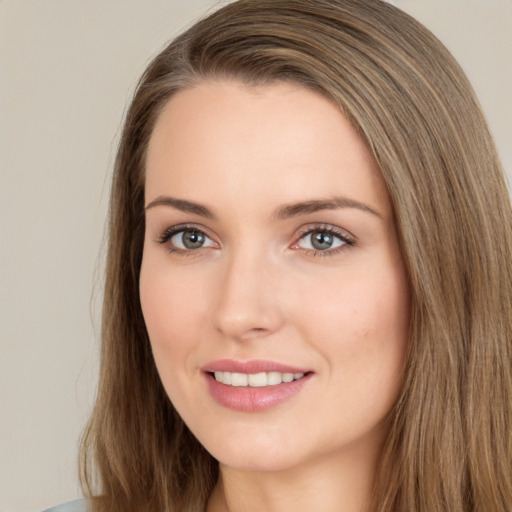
[[202, 358, 310, 374], [202, 359, 313, 412]]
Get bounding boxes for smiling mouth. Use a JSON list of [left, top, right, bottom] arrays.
[[210, 371, 308, 387], [204, 366, 313, 411]]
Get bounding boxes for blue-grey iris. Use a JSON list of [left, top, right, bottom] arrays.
[[311, 232, 334, 250], [182, 230, 205, 249]]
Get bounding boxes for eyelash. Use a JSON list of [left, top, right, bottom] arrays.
[[156, 223, 355, 257], [157, 223, 213, 257], [294, 224, 355, 257]]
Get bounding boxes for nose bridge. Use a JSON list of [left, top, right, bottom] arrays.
[[213, 242, 283, 340]]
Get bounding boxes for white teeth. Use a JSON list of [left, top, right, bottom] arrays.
[[248, 372, 267, 387], [213, 371, 305, 387], [231, 373, 248, 387], [267, 371, 282, 385]]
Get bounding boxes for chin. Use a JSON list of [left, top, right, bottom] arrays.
[[216, 449, 304, 473], [201, 427, 307, 473]]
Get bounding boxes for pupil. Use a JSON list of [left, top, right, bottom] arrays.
[[311, 231, 333, 250], [182, 230, 204, 249]]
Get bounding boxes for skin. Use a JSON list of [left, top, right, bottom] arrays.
[[140, 80, 410, 512]]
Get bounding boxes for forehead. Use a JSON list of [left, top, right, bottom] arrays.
[[145, 80, 390, 218]]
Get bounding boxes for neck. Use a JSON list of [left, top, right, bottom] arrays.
[[207, 439, 381, 512]]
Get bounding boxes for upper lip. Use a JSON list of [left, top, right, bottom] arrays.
[[202, 359, 311, 374]]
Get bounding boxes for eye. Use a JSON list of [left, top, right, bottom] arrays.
[[158, 226, 217, 252], [172, 229, 211, 249], [299, 231, 344, 251], [293, 226, 354, 254]]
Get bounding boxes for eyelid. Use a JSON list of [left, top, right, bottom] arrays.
[[295, 223, 355, 240], [155, 223, 219, 252], [290, 223, 356, 254], [154, 222, 355, 256]]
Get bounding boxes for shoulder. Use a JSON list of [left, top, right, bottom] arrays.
[[41, 499, 90, 512]]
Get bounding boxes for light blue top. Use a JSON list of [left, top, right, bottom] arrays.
[[42, 499, 89, 512]]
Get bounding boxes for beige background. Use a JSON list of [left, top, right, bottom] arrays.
[[1, 1, 510, 511]]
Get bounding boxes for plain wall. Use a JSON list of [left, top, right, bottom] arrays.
[[1, 1, 510, 511]]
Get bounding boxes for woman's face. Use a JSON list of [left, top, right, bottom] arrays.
[[140, 81, 410, 472]]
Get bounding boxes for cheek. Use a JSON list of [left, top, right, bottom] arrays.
[[297, 266, 409, 393], [139, 260, 218, 426], [299, 267, 408, 339], [139, 258, 212, 375], [141, 254, 206, 326]]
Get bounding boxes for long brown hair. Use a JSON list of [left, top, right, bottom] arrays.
[[80, 1, 512, 510]]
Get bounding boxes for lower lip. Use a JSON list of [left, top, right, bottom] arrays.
[[204, 372, 312, 412]]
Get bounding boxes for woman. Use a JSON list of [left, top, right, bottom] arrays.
[[53, 0, 512, 510]]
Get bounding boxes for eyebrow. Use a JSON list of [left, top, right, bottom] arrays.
[[145, 196, 215, 218], [274, 196, 383, 220], [144, 194, 382, 220]]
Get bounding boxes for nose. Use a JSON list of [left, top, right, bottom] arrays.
[[212, 247, 284, 341]]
